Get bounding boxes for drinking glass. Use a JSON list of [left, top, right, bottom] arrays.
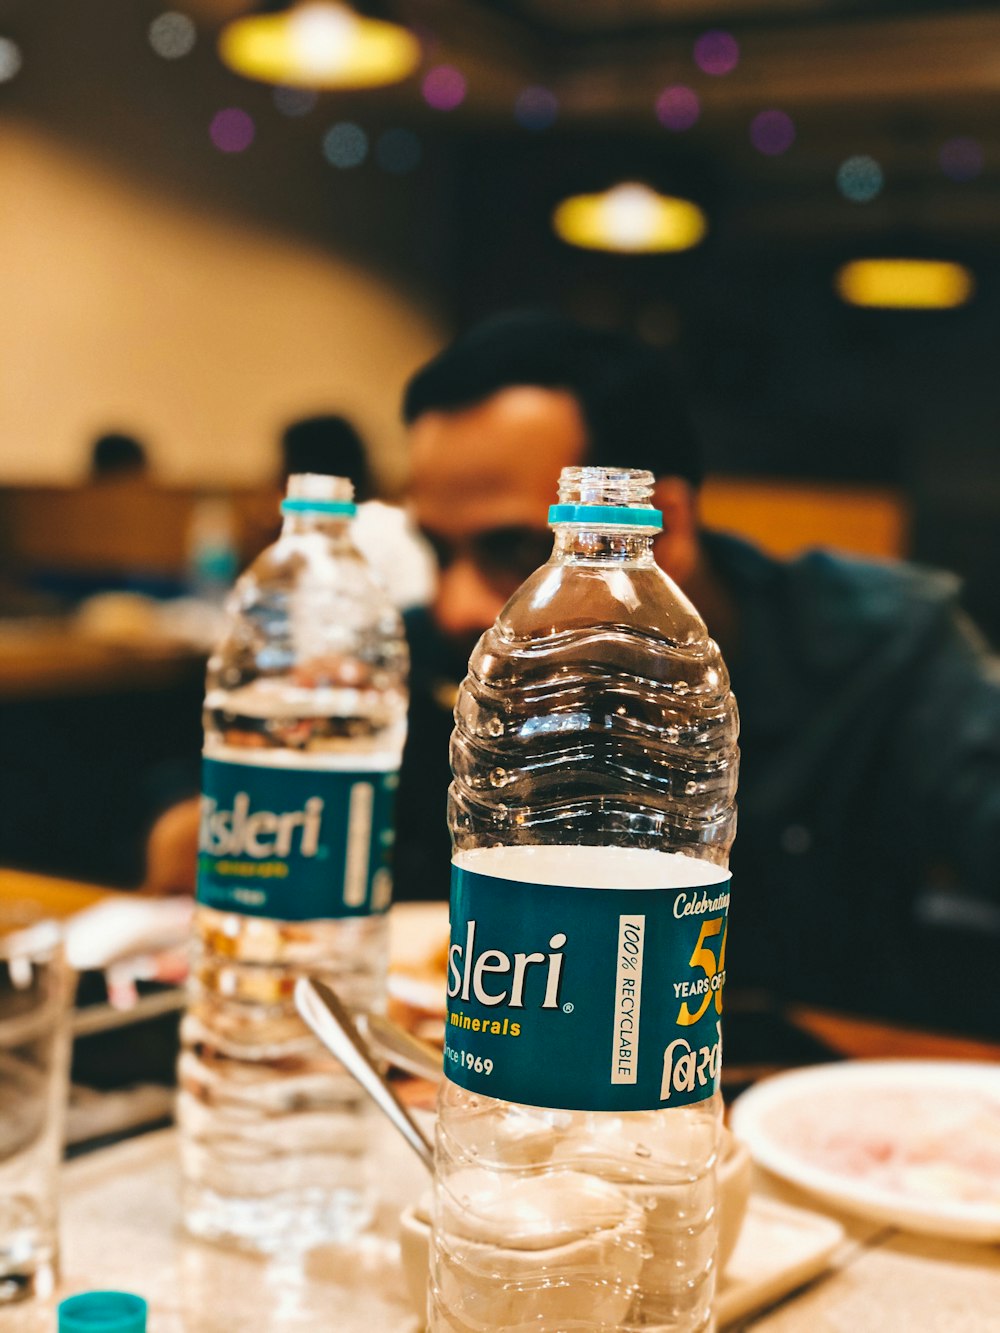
[[0, 904, 73, 1304]]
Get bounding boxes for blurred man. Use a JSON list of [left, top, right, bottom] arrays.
[[393, 311, 1000, 1036]]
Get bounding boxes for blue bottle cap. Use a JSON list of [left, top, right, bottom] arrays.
[[548, 503, 663, 530], [58, 1292, 148, 1333], [280, 497, 357, 517]]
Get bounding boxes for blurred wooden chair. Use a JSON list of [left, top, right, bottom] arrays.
[[700, 477, 908, 561], [0, 482, 277, 586], [0, 476, 909, 591]]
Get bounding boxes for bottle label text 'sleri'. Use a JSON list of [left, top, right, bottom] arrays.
[[197, 756, 399, 919]]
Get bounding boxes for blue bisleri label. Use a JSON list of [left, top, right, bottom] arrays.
[[197, 755, 399, 920], [445, 853, 731, 1112]]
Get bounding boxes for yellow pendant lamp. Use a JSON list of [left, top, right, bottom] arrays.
[[835, 258, 975, 310], [219, 2, 421, 90], [553, 183, 707, 254]]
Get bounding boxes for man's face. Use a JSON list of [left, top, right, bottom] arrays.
[[409, 386, 586, 664]]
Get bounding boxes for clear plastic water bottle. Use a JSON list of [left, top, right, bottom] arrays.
[[431, 467, 739, 1331], [178, 473, 408, 1251]]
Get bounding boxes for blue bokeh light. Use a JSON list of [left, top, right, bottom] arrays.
[[837, 155, 883, 203], [323, 122, 368, 169]]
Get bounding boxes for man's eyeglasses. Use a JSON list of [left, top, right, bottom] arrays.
[[423, 526, 553, 589]]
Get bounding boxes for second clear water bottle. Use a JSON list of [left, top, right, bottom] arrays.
[[431, 466, 739, 1331], [178, 473, 408, 1252]]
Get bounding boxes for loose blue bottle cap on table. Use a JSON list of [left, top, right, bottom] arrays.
[[58, 1291, 148, 1333]]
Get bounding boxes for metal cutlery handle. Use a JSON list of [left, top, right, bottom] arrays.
[[295, 976, 434, 1174], [362, 1011, 443, 1084]]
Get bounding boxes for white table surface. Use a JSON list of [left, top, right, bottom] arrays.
[[3, 1126, 425, 1333], [2, 1125, 999, 1332], [737, 1170, 1000, 1333]]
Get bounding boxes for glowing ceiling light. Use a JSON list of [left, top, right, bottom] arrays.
[[835, 259, 974, 310], [553, 183, 706, 254], [219, 2, 420, 90]]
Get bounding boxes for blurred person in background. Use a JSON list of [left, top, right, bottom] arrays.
[[393, 310, 1000, 1037], [279, 413, 434, 611], [143, 315, 1000, 1036], [89, 431, 150, 481]]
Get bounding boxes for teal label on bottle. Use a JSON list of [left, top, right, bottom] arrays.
[[197, 756, 399, 920], [445, 861, 731, 1112]]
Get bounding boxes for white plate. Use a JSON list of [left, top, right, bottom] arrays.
[[388, 901, 449, 1014], [730, 1060, 1000, 1241], [389, 901, 449, 969]]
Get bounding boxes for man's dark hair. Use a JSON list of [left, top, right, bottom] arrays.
[[280, 414, 373, 501], [90, 432, 149, 480], [403, 311, 702, 489]]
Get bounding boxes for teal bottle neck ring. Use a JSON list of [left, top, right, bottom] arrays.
[[548, 503, 663, 531], [281, 499, 357, 517]]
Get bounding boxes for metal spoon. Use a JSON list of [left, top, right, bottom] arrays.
[[294, 976, 434, 1174], [361, 1011, 443, 1084]]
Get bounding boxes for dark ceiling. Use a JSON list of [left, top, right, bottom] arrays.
[[2, 0, 998, 630], [475, 0, 1000, 37], [4, 0, 999, 245], [165, 0, 1000, 113], [167, 0, 1000, 218]]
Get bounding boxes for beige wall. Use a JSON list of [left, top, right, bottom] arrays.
[[0, 124, 446, 492]]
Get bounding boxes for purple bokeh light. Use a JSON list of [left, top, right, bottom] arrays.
[[210, 108, 254, 153], [656, 85, 700, 132], [940, 137, 984, 182], [422, 65, 467, 111], [694, 30, 739, 76], [514, 86, 558, 130], [750, 109, 795, 156]]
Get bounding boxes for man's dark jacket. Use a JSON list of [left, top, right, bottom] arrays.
[[394, 533, 1000, 1037]]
